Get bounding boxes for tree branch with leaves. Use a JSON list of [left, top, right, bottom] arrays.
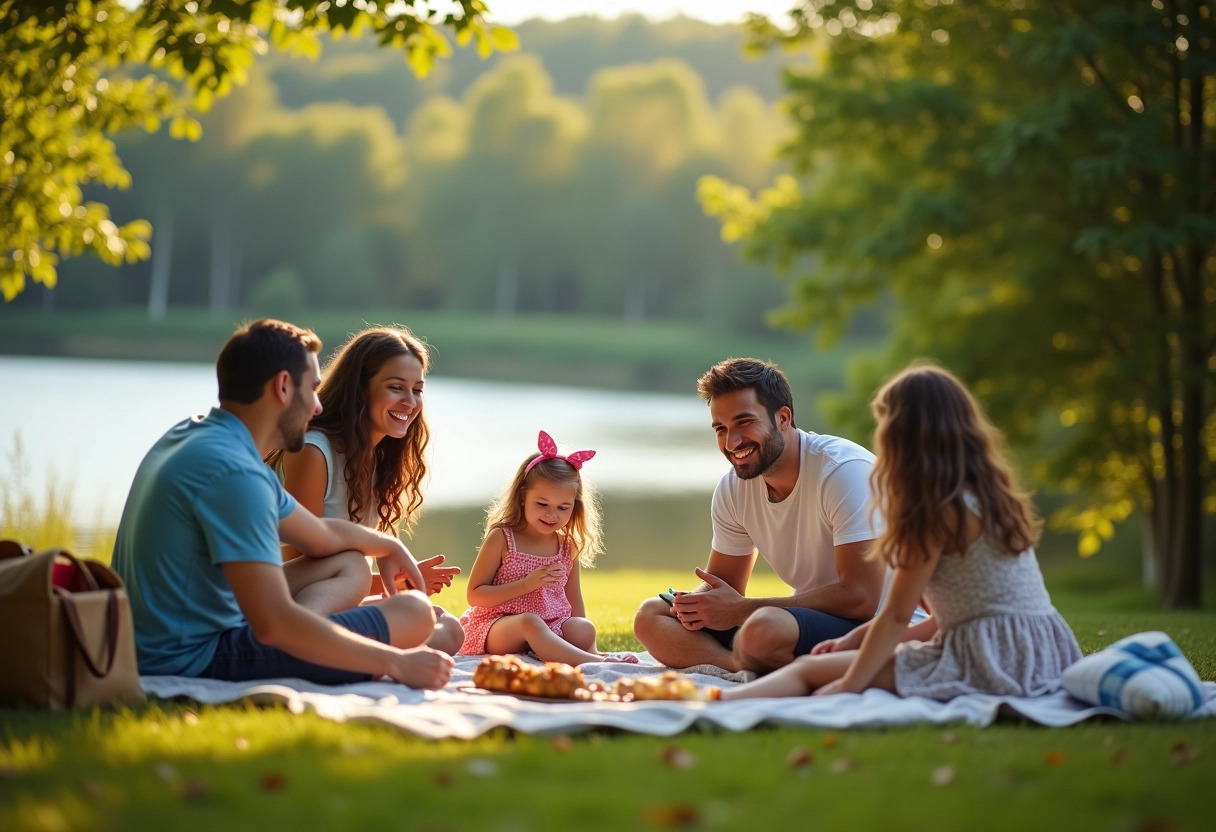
[[0, 0, 516, 301]]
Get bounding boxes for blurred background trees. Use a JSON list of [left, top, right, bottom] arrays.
[[701, 0, 1215, 608], [0, 0, 513, 302], [5, 10, 797, 336]]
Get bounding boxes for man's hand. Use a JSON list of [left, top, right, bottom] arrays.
[[670, 567, 746, 631], [383, 646, 454, 689], [405, 554, 460, 596]]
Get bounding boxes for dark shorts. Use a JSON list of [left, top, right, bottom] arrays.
[[706, 607, 866, 657], [199, 605, 391, 685]]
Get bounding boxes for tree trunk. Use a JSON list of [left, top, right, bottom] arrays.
[[495, 261, 517, 319], [209, 210, 232, 314], [147, 203, 173, 321]]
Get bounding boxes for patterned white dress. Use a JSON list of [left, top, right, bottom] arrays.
[[457, 527, 574, 655], [894, 504, 1082, 700]]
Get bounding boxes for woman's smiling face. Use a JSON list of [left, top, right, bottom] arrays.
[[366, 352, 425, 446]]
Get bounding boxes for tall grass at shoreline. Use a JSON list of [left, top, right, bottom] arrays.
[[0, 434, 114, 561]]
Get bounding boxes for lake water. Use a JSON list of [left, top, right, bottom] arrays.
[[0, 356, 727, 529]]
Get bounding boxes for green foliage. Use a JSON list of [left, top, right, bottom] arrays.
[[703, 0, 1216, 607], [248, 264, 306, 315], [0, 0, 511, 301]]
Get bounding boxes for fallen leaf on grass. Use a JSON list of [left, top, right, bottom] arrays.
[[1169, 742, 1199, 765], [180, 778, 210, 802], [821, 734, 838, 749], [786, 746, 813, 768], [641, 803, 700, 828], [660, 746, 697, 769], [1132, 818, 1180, 832], [550, 735, 574, 752], [1112, 749, 1130, 765], [1043, 751, 1067, 766], [260, 772, 287, 792], [830, 758, 855, 773], [434, 770, 453, 789], [931, 765, 957, 786]]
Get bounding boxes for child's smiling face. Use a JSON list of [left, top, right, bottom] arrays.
[[522, 479, 577, 537]]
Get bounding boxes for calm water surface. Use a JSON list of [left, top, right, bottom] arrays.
[[0, 356, 728, 527]]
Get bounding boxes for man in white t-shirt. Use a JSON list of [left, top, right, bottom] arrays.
[[633, 358, 885, 674]]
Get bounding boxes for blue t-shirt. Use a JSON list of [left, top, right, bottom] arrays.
[[112, 407, 297, 676]]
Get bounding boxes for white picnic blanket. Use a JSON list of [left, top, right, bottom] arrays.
[[140, 653, 1216, 740]]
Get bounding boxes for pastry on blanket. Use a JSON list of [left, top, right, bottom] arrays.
[[473, 655, 587, 699], [613, 670, 721, 702]]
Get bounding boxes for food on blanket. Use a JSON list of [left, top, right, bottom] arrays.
[[612, 670, 721, 702], [472, 656, 721, 702], [473, 655, 587, 699]]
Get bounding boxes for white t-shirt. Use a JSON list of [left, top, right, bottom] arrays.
[[710, 429, 879, 595]]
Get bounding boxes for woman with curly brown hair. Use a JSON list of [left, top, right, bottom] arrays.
[[269, 325, 463, 654]]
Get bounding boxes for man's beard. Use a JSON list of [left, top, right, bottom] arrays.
[[727, 420, 784, 480], [278, 390, 312, 452]]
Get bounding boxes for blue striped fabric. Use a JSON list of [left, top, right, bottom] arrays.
[[1096, 642, 1204, 711]]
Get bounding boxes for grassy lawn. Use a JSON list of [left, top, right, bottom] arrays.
[[2, 570, 1213, 832]]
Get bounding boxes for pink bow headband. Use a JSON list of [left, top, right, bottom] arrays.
[[524, 430, 596, 475]]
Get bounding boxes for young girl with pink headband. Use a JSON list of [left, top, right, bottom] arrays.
[[458, 431, 637, 665]]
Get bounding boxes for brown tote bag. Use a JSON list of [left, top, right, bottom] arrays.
[[0, 540, 146, 709]]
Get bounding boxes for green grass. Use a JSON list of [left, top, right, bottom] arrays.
[[2, 570, 1214, 832]]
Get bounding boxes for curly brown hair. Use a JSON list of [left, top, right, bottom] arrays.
[[869, 362, 1040, 569], [269, 325, 431, 535]]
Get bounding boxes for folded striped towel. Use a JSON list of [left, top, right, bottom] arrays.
[[1062, 631, 1204, 720]]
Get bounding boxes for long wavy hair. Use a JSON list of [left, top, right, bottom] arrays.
[[269, 325, 431, 536], [868, 362, 1040, 569], [484, 455, 603, 567]]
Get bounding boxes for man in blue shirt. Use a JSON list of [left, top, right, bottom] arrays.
[[112, 319, 453, 688]]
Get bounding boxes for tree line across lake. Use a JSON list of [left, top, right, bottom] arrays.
[[5, 15, 802, 337]]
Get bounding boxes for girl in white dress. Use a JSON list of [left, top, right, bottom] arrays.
[[721, 362, 1080, 702]]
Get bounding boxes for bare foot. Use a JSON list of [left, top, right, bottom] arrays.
[[598, 653, 640, 664]]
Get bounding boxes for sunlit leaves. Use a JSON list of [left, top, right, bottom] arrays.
[[705, 0, 1215, 591], [0, 0, 514, 300]]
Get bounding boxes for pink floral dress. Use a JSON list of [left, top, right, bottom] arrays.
[[457, 527, 574, 655]]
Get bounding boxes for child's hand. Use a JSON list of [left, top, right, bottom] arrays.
[[812, 678, 849, 697], [524, 562, 564, 592], [811, 626, 865, 655]]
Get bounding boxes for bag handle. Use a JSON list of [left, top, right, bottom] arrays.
[[47, 548, 101, 593], [55, 586, 121, 707]]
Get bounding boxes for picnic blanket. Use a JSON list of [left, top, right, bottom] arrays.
[[140, 653, 1216, 740]]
